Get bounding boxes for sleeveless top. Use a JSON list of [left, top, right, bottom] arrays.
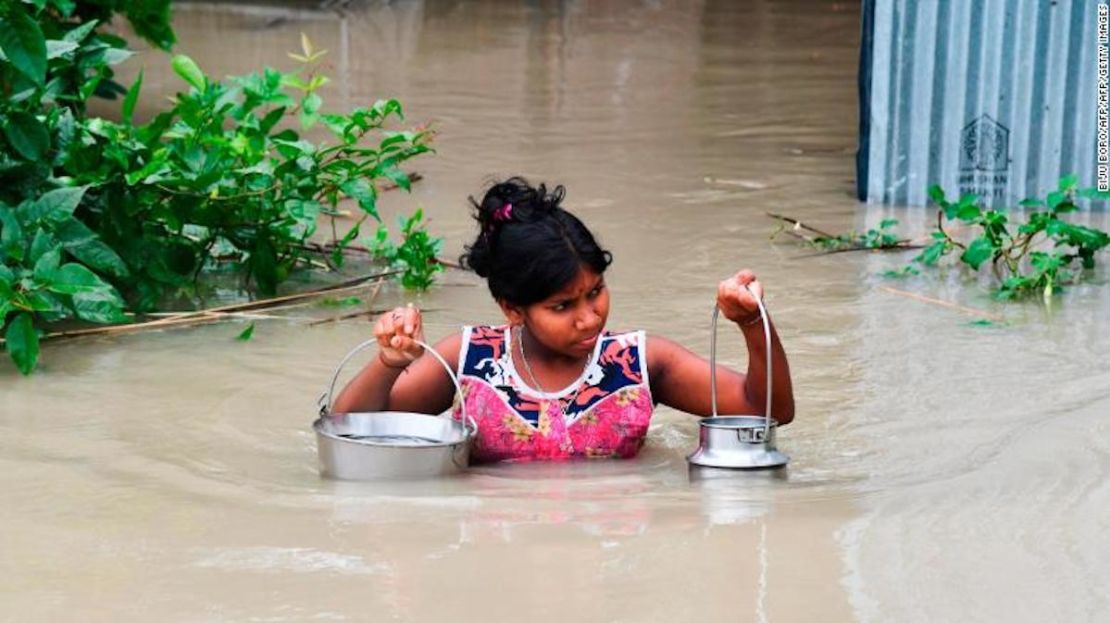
[[451, 325, 654, 463]]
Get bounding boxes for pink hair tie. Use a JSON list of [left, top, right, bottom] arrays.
[[493, 203, 513, 222]]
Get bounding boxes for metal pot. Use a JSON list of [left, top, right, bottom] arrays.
[[313, 338, 477, 481], [686, 288, 789, 470]]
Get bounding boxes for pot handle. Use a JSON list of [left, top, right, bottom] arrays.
[[710, 284, 774, 442], [318, 337, 475, 437]]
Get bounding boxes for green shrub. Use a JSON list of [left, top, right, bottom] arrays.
[[1, 4, 435, 374], [915, 175, 1110, 300]]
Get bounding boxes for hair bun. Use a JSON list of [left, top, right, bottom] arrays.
[[459, 176, 611, 304], [471, 177, 563, 232]]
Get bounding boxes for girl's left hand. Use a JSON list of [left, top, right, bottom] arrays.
[[717, 269, 764, 325]]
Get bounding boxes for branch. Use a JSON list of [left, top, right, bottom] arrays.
[[29, 270, 403, 343], [765, 212, 838, 241], [879, 286, 1005, 322]]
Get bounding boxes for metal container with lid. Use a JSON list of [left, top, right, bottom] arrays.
[[687, 286, 789, 470], [313, 338, 478, 481]]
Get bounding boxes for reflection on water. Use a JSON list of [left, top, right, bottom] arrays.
[[3, 0, 1107, 621]]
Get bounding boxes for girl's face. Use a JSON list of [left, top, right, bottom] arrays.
[[502, 265, 610, 358]]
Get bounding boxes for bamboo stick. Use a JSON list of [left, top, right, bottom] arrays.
[[878, 286, 1005, 322], [793, 242, 923, 258], [29, 270, 401, 343], [308, 280, 384, 327]]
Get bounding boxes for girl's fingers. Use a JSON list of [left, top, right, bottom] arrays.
[[374, 317, 391, 346], [392, 336, 421, 359], [748, 279, 764, 302], [403, 304, 416, 336], [373, 306, 424, 361]]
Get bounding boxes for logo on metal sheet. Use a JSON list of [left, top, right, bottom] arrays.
[[959, 114, 1010, 200], [960, 114, 1009, 171]]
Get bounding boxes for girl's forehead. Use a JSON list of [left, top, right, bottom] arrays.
[[547, 267, 603, 299]]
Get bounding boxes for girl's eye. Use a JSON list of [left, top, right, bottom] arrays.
[[552, 302, 569, 312], [589, 285, 604, 297]]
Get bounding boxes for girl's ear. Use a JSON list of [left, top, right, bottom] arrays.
[[497, 299, 525, 326]]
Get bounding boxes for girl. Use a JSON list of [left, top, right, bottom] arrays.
[[332, 177, 794, 462]]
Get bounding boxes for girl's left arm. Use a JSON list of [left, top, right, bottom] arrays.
[[646, 271, 795, 424]]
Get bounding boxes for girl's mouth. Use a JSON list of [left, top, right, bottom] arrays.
[[577, 334, 599, 349]]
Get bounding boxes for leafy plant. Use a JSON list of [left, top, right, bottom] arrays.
[[368, 207, 444, 291], [1, 7, 436, 374], [0, 186, 127, 373], [912, 175, 1109, 300], [812, 218, 903, 251], [1, 1, 171, 374], [77, 40, 433, 303]]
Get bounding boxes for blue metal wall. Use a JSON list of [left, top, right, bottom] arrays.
[[858, 0, 1106, 207]]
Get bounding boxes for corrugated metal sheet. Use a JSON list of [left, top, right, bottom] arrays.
[[858, 0, 1106, 207]]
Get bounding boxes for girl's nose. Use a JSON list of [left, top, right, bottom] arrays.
[[576, 306, 602, 332]]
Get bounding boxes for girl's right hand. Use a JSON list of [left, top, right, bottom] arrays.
[[374, 304, 424, 368]]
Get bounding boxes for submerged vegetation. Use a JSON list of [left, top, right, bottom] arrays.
[[771, 174, 1110, 303], [914, 175, 1109, 300], [0, 1, 440, 374]]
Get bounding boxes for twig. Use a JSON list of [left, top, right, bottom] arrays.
[[879, 286, 1005, 322], [308, 279, 383, 326], [378, 171, 424, 192], [309, 306, 444, 327], [433, 256, 462, 269], [34, 270, 402, 343], [793, 241, 923, 258], [296, 240, 462, 271], [143, 311, 293, 321], [308, 308, 387, 327], [43, 312, 226, 340], [195, 270, 401, 314], [765, 212, 838, 240]]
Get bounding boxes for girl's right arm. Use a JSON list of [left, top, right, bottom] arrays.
[[330, 304, 461, 415]]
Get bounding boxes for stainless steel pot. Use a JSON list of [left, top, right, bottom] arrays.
[[686, 287, 789, 470], [313, 338, 478, 481]]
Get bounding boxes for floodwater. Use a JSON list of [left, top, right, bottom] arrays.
[[3, 1, 1109, 621]]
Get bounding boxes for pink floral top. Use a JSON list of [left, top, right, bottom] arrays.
[[451, 325, 654, 463]]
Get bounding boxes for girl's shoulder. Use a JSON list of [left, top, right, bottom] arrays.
[[597, 327, 647, 352], [465, 323, 508, 333], [458, 324, 509, 371]]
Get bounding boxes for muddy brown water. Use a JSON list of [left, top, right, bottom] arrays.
[[3, 1, 1109, 621]]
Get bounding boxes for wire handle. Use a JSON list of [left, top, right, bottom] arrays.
[[710, 284, 774, 441], [318, 338, 474, 436]]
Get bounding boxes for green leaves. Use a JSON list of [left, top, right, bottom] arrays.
[[2, 25, 436, 374], [0, 207, 24, 261], [0, 7, 47, 84], [171, 54, 205, 92], [41, 262, 113, 294], [21, 186, 87, 224], [339, 178, 379, 219], [927, 184, 946, 206], [370, 207, 443, 291], [4, 312, 39, 375], [236, 322, 254, 341], [124, 0, 176, 52], [914, 240, 948, 266], [122, 70, 143, 125], [959, 236, 995, 270], [70, 289, 126, 323], [3, 112, 50, 160], [913, 174, 1109, 302]]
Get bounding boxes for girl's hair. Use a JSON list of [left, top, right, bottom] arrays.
[[459, 177, 612, 306]]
